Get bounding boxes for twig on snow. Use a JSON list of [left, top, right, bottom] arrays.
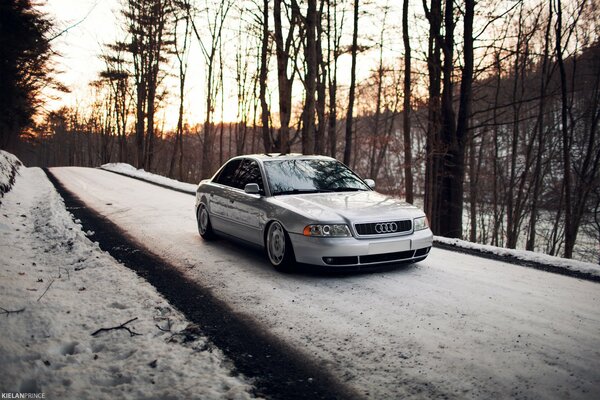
[[57, 267, 70, 280], [37, 279, 55, 302], [91, 317, 142, 337], [156, 318, 173, 332], [0, 307, 26, 316]]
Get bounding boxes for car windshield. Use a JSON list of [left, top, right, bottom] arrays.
[[263, 159, 370, 196]]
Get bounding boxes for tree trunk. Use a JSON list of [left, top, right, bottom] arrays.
[[436, 0, 458, 237], [343, 0, 359, 166], [302, 0, 317, 155], [274, 0, 295, 154], [555, 0, 573, 257], [527, 1, 553, 251], [423, 0, 442, 231], [259, 0, 272, 153], [315, 0, 326, 156], [402, 0, 413, 203], [441, 0, 473, 239]]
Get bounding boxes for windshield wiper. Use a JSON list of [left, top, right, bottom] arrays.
[[331, 187, 367, 192], [272, 188, 333, 195]]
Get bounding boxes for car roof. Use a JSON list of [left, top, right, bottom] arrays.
[[232, 154, 337, 163]]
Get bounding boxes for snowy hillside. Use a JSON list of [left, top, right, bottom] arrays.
[[0, 154, 257, 399]]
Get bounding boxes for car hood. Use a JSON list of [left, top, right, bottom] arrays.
[[271, 190, 423, 223]]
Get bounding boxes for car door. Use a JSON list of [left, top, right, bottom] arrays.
[[209, 158, 242, 234], [227, 159, 266, 245]]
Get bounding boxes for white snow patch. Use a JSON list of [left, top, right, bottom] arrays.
[[434, 236, 600, 279], [100, 163, 196, 194], [0, 165, 257, 399]]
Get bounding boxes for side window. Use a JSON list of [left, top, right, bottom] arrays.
[[235, 159, 264, 191], [213, 159, 242, 187]]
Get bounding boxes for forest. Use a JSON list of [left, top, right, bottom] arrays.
[[2, 0, 599, 263]]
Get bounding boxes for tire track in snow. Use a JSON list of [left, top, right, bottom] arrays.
[[45, 168, 361, 400]]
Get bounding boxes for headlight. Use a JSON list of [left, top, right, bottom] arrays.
[[303, 224, 351, 237], [413, 216, 429, 231]]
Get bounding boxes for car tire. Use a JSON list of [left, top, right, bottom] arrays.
[[265, 221, 295, 271], [197, 203, 215, 240]]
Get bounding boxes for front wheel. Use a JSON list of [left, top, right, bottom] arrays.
[[197, 203, 215, 240], [266, 221, 295, 270]]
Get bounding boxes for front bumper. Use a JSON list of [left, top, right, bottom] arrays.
[[289, 228, 433, 267]]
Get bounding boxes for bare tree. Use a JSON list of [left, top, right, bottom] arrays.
[[120, 0, 172, 170], [343, 0, 359, 166], [189, 0, 233, 177], [100, 44, 131, 163], [402, 0, 413, 203], [299, 0, 318, 155], [326, 0, 345, 158], [168, 0, 192, 180], [259, 0, 274, 152], [423, 0, 443, 231], [274, 0, 301, 154]]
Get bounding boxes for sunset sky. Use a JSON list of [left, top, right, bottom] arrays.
[[41, 0, 410, 129]]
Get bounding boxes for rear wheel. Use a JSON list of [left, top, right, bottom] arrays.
[[266, 221, 295, 270], [197, 203, 215, 240]]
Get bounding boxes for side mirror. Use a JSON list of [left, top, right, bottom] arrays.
[[244, 183, 261, 195], [364, 179, 376, 189]]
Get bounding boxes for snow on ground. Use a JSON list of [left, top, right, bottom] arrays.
[[52, 166, 600, 399], [0, 159, 257, 399], [434, 236, 600, 279], [101, 163, 197, 194], [0, 150, 22, 199], [102, 162, 600, 279]]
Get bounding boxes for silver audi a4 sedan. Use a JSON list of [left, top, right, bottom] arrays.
[[195, 154, 433, 270]]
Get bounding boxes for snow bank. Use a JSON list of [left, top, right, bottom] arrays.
[[0, 167, 257, 399], [435, 236, 600, 279], [101, 163, 196, 194], [0, 150, 22, 199]]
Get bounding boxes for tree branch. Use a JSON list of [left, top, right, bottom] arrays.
[[0, 307, 26, 316], [92, 317, 141, 337], [37, 279, 55, 302]]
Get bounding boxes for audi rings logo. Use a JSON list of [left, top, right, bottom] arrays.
[[375, 222, 398, 233]]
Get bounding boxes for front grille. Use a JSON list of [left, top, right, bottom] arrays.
[[355, 220, 412, 236]]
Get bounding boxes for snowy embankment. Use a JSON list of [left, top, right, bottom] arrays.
[[102, 162, 600, 281], [0, 150, 22, 199], [434, 236, 600, 279], [101, 163, 196, 194], [0, 155, 257, 399]]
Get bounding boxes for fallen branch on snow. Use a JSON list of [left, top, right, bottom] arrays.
[[0, 307, 25, 316], [37, 279, 55, 302], [91, 317, 142, 337], [156, 318, 173, 332]]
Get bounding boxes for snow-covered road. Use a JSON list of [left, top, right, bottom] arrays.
[[51, 167, 600, 399]]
